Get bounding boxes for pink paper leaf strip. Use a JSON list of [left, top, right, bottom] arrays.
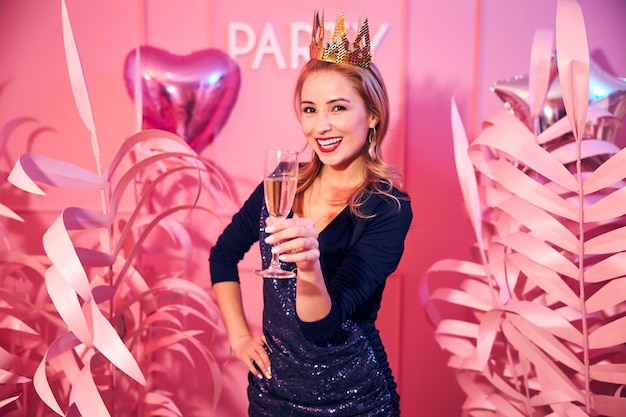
[[496, 196, 576, 252], [583, 146, 626, 193], [0, 370, 30, 384], [8, 153, 107, 195], [61, 0, 98, 157], [106, 129, 195, 180], [470, 125, 579, 192], [584, 278, 626, 313], [588, 315, 626, 348], [451, 99, 488, 264], [89, 299, 146, 385], [45, 265, 92, 345], [33, 332, 81, 415], [501, 320, 584, 402], [0, 396, 20, 411], [42, 210, 106, 302], [528, 28, 554, 124], [555, 0, 589, 142], [107, 257, 158, 314], [584, 252, 626, 282], [69, 364, 110, 417], [0, 203, 23, 222], [592, 394, 626, 416]]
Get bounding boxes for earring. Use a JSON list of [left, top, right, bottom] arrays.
[[368, 127, 377, 160]]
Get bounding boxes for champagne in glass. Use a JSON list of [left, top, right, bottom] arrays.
[[255, 150, 299, 278], [265, 175, 298, 218]]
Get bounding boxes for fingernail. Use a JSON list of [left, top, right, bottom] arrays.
[[265, 367, 272, 379], [271, 246, 280, 254], [265, 235, 274, 244], [265, 225, 275, 233], [257, 373, 263, 379]]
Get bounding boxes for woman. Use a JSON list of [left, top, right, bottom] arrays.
[[209, 11, 412, 416]]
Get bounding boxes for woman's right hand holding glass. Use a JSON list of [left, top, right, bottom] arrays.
[[265, 217, 331, 322], [264, 217, 320, 271]]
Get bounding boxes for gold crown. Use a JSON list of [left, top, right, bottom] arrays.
[[309, 10, 372, 69]]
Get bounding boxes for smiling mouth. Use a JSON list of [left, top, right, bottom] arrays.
[[316, 137, 342, 152]]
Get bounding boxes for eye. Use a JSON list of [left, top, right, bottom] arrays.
[[302, 106, 316, 113], [332, 104, 347, 111]]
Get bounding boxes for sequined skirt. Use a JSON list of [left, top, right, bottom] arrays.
[[247, 277, 394, 417]]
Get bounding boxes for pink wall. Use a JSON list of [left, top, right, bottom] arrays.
[[1, 0, 625, 415]]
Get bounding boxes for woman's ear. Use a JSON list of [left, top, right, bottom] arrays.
[[368, 115, 379, 129]]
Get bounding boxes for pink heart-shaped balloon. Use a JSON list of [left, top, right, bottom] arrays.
[[123, 46, 241, 153]]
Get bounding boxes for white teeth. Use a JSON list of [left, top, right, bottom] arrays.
[[317, 137, 342, 147]]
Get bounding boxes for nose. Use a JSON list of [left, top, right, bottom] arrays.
[[315, 111, 331, 134]]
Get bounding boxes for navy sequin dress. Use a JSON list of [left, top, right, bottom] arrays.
[[210, 182, 412, 416]]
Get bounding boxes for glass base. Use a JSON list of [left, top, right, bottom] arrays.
[[254, 267, 296, 278]]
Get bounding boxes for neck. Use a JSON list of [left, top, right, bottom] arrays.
[[318, 171, 364, 204], [305, 180, 348, 230], [318, 162, 366, 191]]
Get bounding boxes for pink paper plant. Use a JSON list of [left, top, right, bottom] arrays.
[[421, 1, 626, 416], [0, 1, 235, 416]]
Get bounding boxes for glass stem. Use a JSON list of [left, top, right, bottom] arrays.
[[270, 246, 282, 270]]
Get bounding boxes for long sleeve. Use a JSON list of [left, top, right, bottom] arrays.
[[209, 183, 264, 285], [297, 189, 413, 342]]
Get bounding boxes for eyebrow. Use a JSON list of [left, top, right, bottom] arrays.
[[300, 98, 352, 105]]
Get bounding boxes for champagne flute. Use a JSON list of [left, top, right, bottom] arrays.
[[255, 149, 299, 278]]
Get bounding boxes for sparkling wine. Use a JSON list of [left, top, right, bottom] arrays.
[[256, 149, 298, 278], [264, 175, 297, 218]]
